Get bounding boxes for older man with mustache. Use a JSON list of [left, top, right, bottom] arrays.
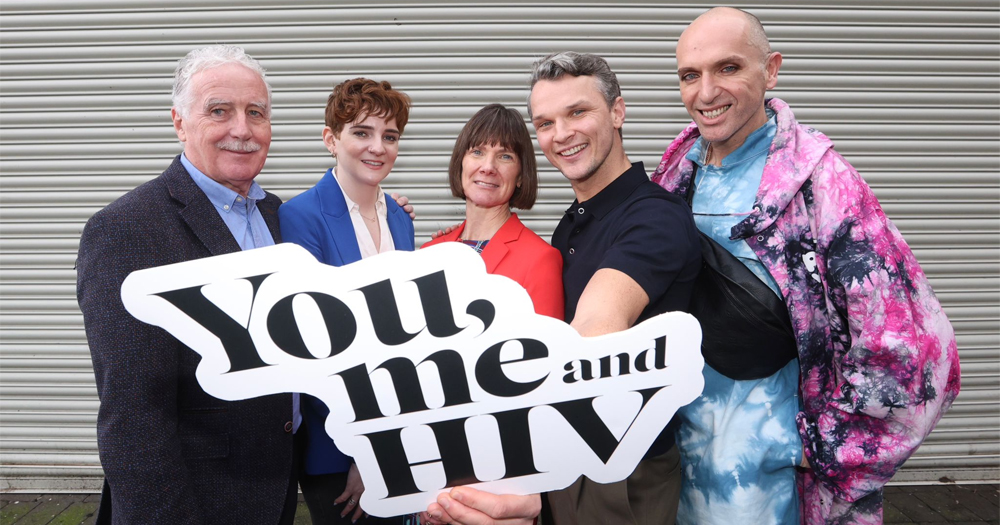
[[77, 45, 298, 524]]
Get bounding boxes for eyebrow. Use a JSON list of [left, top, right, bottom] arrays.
[[532, 99, 590, 121], [678, 55, 748, 73], [350, 123, 401, 135], [203, 98, 232, 108], [202, 99, 269, 112]]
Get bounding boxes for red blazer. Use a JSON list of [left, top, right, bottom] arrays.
[[423, 213, 564, 320]]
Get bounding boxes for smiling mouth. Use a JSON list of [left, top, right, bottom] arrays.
[[474, 181, 499, 188], [361, 160, 384, 167], [559, 144, 587, 157], [700, 105, 731, 119]]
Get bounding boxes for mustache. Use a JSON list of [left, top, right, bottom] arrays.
[[216, 140, 262, 153]]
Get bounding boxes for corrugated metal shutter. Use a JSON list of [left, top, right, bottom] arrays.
[[1, 1, 997, 491]]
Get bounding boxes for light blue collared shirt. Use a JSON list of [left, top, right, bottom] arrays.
[[181, 153, 274, 251]]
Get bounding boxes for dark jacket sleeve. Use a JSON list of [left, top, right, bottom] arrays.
[[77, 210, 204, 525]]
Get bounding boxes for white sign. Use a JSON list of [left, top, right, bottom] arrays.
[[121, 243, 704, 516]]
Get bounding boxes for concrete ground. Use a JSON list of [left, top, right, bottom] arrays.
[[2, 484, 998, 524]]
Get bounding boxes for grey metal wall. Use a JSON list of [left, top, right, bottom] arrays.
[[1, 1, 997, 491]]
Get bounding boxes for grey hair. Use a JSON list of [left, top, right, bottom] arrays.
[[171, 44, 272, 118], [526, 51, 621, 119]]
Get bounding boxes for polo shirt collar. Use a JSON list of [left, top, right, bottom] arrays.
[[565, 161, 647, 221]]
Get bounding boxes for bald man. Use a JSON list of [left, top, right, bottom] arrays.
[[651, 7, 959, 525]]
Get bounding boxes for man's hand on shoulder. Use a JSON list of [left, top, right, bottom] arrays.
[[431, 223, 461, 239], [421, 488, 540, 525], [390, 192, 416, 219]]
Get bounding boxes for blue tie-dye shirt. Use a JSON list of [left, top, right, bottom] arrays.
[[675, 112, 803, 525]]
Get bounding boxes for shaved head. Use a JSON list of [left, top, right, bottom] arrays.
[[675, 6, 782, 161], [682, 7, 771, 63]]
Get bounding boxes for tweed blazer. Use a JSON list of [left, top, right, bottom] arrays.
[[77, 156, 295, 525]]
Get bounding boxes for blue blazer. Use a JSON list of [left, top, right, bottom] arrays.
[[278, 168, 414, 474]]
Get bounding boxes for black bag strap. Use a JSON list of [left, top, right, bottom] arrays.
[[686, 172, 798, 380]]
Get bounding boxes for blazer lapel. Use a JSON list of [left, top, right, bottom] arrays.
[[164, 157, 242, 257], [386, 198, 414, 251], [480, 214, 522, 273], [259, 193, 282, 244], [318, 170, 363, 264]]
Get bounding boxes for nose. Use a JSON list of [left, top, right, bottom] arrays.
[[698, 74, 720, 103], [230, 112, 252, 139], [479, 156, 499, 174], [553, 118, 573, 144], [368, 140, 385, 156]]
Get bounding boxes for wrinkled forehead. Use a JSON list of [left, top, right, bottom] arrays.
[[190, 64, 269, 102], [677, 19, 759, 67]]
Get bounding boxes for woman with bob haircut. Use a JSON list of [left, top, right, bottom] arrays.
[[279, 77, 413, 524], [422, 103, 563, 319]]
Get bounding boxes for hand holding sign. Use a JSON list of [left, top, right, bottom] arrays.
[[120, 243, 704, 517]]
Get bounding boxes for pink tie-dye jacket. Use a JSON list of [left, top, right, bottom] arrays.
[[652, 98, 960, 524]]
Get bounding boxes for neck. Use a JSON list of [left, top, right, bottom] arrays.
[[462, 203, 511, 240], [186, 154, 252, 197], [334, 166, 380, 210], [572, 146, 632, 203], [704, 143, 722, 167], [225, 181, 252, 198]]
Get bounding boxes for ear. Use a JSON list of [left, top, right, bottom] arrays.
[[611, 96, 626, 130], [764, 52, 782, 90], [171, 107, 186, 142], [322, 126, 338, 156]]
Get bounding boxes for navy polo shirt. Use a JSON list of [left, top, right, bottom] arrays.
[[552, 162, 701, 457], [552, 162, 700, 324]]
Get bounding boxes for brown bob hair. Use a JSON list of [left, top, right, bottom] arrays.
[[325, 77, 411, 135], [448, 104, 538, 210]]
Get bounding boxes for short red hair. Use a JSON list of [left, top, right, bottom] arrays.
[[325, 77, 411, 135]]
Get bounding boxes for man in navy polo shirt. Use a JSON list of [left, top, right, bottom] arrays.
[[528, 51, 701, 525]]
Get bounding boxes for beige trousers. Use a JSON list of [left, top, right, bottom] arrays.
[[545, 445, 681, 525]]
